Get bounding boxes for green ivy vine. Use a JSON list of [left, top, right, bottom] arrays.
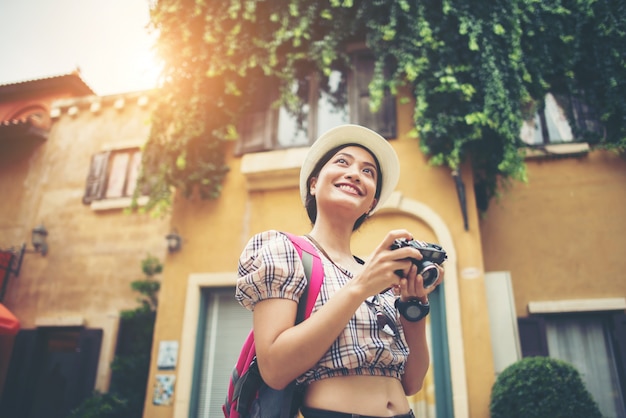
[[139, 0, 626, 215]]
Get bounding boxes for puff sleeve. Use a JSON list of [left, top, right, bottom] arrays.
[[235, 230, 308, 311]]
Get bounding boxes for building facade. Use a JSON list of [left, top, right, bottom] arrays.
[[0, 75, 170, 418], [142, 77, 626, 417], [2, 70, 624, 418]]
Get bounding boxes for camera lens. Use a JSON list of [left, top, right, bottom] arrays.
[[420, 262, 439, 288]]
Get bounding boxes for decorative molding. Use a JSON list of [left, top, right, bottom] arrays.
[[378, 192, 469, 418], [240, 147, 309, 191], [524, 142, 590, 160], [35, 315, 85, 327], [137, 95, 149, 107], [175, 272, 238, 418], [113, 98, 125, 110], [90, 196, 149, 211], [90, 101, 102, 113], [49, 90, 155, 118], [528, 297, 626, 314]]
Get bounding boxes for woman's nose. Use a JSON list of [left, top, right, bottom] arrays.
[[345, 167, 361, 181]]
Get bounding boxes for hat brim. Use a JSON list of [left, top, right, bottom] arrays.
[[299, 124, 400, 213]]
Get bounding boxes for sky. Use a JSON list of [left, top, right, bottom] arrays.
[[0, 0, 161, 96]]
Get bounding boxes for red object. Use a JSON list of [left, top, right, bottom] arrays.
[[0, 303, 20, 335]]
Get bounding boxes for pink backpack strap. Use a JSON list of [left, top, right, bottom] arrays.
[[283, 233, 324, 319]]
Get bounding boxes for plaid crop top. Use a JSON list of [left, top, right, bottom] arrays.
[[235, 230, 409, 385]]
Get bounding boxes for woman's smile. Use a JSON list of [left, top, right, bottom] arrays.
[[336, 182, 363, 196]]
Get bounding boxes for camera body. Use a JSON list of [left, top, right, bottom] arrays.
[[390, 238, 447, 288]]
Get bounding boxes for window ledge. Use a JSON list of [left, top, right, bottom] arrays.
[[523, 142, 590, 160], [240, 147, 310, 191], [35, 315, 85, 327], [90, 196, 148, 211], [528, 297, 626, 314]]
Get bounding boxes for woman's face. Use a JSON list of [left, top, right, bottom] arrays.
[[309, 145, 379, 219]]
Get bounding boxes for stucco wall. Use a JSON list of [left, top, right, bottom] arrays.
[[480, 149, 626, 317], [0, 92, 170, 393], [145, 114, 494, 417]]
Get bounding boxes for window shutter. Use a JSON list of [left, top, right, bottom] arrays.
[[125, 150, 142, 197], [350, 51, 397, 139], [612, 313, 626, 386], [194, 288, 253, 417], [235, 108, 276, 155], [484, 272, 522, 373], [569, 95, 604, 138], [517, 316, 549, 357], [105, 151, 131, 198], [235, 81, 279, 155], [0, 330, 42, 416], [82, 151, 110, 204], [77, 329, 103, 401]]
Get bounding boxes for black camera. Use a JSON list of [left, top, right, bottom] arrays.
[[390, 238, 447, 288]]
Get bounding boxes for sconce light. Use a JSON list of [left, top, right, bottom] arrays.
[[166, 230, 182, 253], [31, 224, 49, 256], [1, 224, 49, 279]]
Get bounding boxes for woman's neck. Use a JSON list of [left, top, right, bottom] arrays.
[[308, 217, 354, 263]]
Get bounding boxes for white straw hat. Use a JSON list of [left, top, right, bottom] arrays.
[[299, 124, 400, 213]]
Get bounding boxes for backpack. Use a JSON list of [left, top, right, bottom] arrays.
[[223, 233, 324, 418]]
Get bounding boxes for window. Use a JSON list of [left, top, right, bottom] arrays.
[[520, 93, 602, 145], [0, 327, 102, 417], [190, 287, 252, 417], [519, 313, 626, 417], [82, 147, 143, 205], [236, 50, 396, 155]]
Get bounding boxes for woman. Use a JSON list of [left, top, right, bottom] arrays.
[[236, 124, 444, 418]]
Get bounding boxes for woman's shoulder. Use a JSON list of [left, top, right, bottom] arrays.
[[244, 229, 292, 248], [240, 230, 299, 261]]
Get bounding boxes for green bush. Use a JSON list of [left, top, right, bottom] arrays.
[[490, 357, 603, 418]]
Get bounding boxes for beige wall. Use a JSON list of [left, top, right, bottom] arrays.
[[0, 92, 170, 393], [145, 110, 495, 417], [480, 149, 626, 317]]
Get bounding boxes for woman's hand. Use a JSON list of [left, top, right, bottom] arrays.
[[397, 263, 444, 302], [353, 230, 429, 297]]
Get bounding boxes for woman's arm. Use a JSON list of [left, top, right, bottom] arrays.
[[253, 283, 364, 389], [399, 297, 431, 395], [251, 230, 426, 389], [397, 265, 444, 395]]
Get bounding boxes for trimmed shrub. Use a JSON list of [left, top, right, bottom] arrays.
[[490, 356, 603, 418]]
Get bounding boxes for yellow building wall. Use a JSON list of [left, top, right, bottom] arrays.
[[145, 108, 495, 417], [0, 92, 170, 394], [480, 150, 626, 316]]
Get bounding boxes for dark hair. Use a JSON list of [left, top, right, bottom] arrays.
[[304, 143, 383, 231]]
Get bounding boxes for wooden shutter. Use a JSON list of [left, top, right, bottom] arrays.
[[125, 150, 142, 197], [235, 81, 279, 155], [350, 51, 397, 139], [82, 151, 110, 204], [612, 313, 626, 392], [193, 288, 253, 417], [485, 272, 522, 373], [0, 330, 43, 416], [236, 108, 276, 155], [105, 151, 131, 198], [517, 316, 549, 357], [77, 329, 103, 401]]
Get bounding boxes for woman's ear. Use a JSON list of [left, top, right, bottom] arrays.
[[368, 198, 378, 214], [309, 177, 317, 196]]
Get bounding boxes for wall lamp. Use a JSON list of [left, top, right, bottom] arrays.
[[166, 230, 182, 253], [0, 224, 48, 280]]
